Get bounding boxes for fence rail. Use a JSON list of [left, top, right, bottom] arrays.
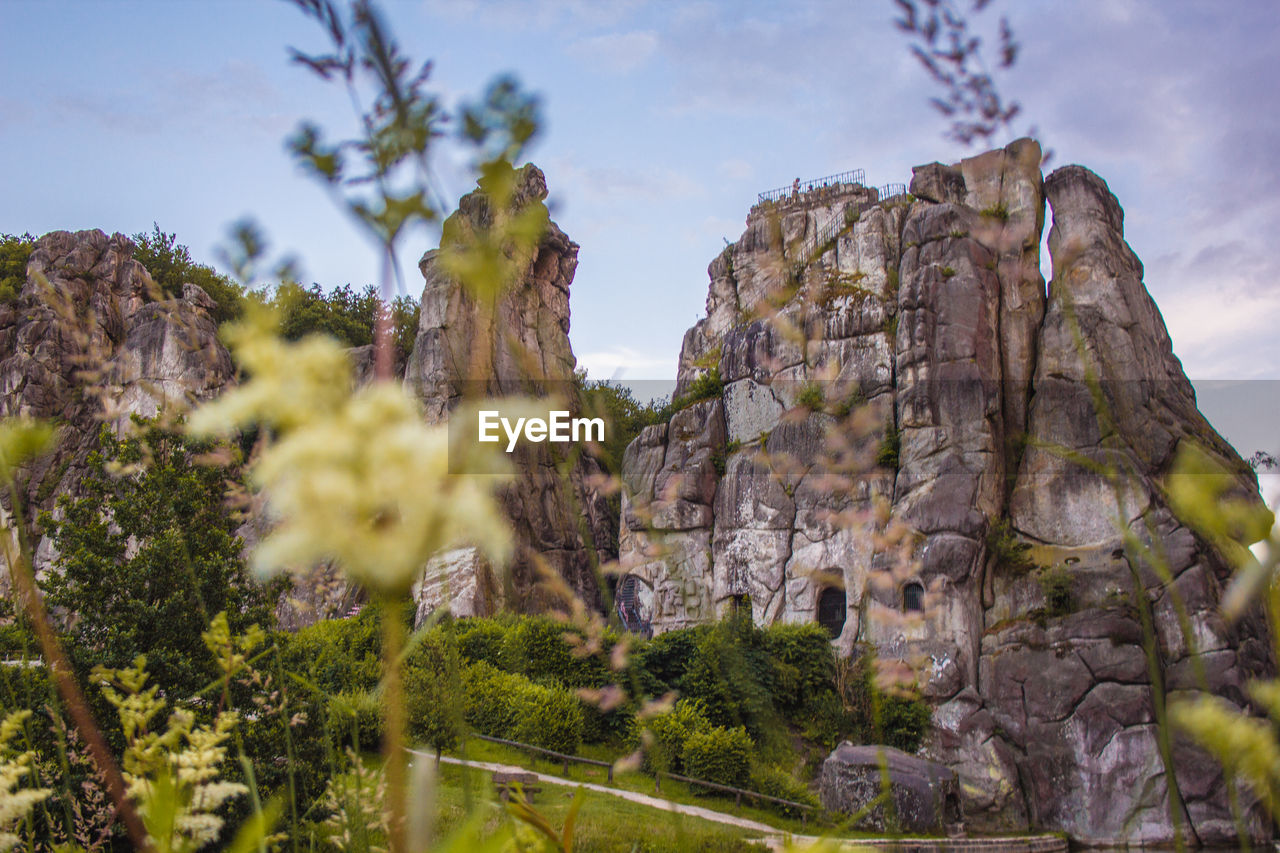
[[758, 168, 866, 204], [459, 732, 816, 824], [878, 182, 907, 200]]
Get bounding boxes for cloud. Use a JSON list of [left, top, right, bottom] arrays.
[[568, 30, 658, 74]]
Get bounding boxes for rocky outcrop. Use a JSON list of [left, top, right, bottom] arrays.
[[820, 743, 963, 832], [404, 164, 613, 615], [0, 230, 235, 580], [618, 142, 1272, 844]]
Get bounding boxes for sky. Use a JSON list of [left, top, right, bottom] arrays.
[[3, 0, 1280, 463]]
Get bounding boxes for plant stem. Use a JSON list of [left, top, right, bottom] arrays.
[[382, 594, 407, 852]]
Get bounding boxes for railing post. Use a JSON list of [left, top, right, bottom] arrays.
[[562, 757, 569, 776], [607, 764, 614, 783], [735, 790, 742, 809], [655, 773, 661, 794]]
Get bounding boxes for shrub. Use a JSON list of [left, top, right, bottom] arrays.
[[680, 618, 778, 742], [279, 606, 382, 695], [762, 622, 835, 713], [502, 615, 607, 689], [511, 682, 584, 754], [404, 626, 465, 751], [986, 518, 1035, 575], [801, 689, 855, 751], [460, 661, 583, 754], [669, 367, 723, 414], [881, 693, 932, 753], [876, 422, 900, 470], [794, 383, 824, 411], [629, 626, 708, 698], [1037, 564, 1074, 617], [328, 690, 383, 751], [980, 201, 1010, 222], [748, 763, 818, 817], [636, 698, 712, 774], [0, 233, 33, 303], [940, 266, 957, 278], [453, 617, 510, 667], [682, 725, 753, 789], [461, 661, 524, 737]]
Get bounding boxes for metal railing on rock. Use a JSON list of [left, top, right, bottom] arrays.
[[758, 168, 866, 204], [877, 183, 907, 200]]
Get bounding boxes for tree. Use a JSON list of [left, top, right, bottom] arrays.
[[131, 224, 248, 325], [0, 232, 34, 303], [39, 419, 274, 700]]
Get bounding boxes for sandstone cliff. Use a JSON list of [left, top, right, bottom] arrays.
[[404, 164, 614, 618], [618, 141, 1271, 843]]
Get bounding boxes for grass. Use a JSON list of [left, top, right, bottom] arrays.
[[432, 760, 772, 852], [445, 737, 832, 839]]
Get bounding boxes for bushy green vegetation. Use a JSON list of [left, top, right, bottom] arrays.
[[132, 224, 248, 324], [986, 517, 1035, 574], [0, 232, 34, 303]]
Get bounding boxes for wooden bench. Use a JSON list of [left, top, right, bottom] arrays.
[[493, 771, 541, 803]]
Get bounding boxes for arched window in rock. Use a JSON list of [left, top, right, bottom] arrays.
[[902, 581, 925, 613], [816, 586, 847, 638]]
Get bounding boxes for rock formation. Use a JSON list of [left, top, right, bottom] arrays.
[[0, 229, 235, 578], [404, 164, 614, 617], [618, 140, 1272, 843]]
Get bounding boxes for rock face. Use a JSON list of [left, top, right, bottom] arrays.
[[0, 230, 235, 579], [820, 743, 962, 832], [618, 141, 1272, 844], [404, 164, 613, 615]]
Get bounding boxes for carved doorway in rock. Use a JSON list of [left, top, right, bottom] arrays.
[[816, 586, 847, 638], [616, 573, 653, 638]]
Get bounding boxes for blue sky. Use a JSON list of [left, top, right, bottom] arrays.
[[3, 0, 1279, 398]]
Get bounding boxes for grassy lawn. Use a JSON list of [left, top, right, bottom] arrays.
[[439, 737, 865, 840], [432, 760, 772, 852]]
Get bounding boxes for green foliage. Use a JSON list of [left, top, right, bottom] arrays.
[[876, 421, 900, 470], [132, 224, 247, 324], [328, 690, 384, 751], [511, 682, 584, 755], [761, 622, 835, 714], [986, 517, 1035, 575], [461, 661, 583, 754], [575, 374, 669, 478], [0, 233, 34, 304], [38, 419, 272, 699], [940, 265, 957, 278], [980, 201, 1010, 222], [1036, 564, 1075, 617], [629, 625, 709, 698], [635, 698, 712, 774], [278, 606, 383, 695], [679, 617, 779, 743], [794, 382, 824, 412], [501, 615, 608, 690], [827, 651, 932, 753], [668, 367, 724, 414], [404, 625, 465, 751], [682, 725, 753, 789], [748, 763, 817, 816], [880, 693, 932, 752], [453, 616, 511, 668]]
